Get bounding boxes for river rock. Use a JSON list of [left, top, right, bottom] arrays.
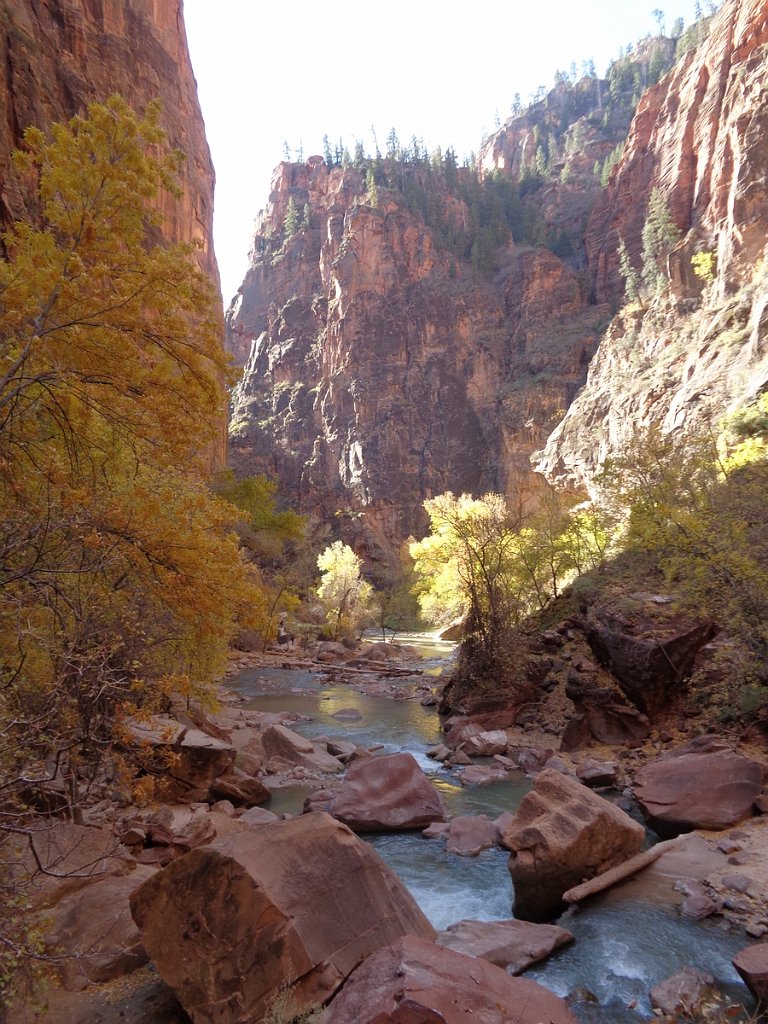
[[501, 768, 645, 921], [461, 729, 508, 756], [458, 764, 507, 785], [43, 865, 156, 990], [323, 934, 578, 1023], [436, 918, 574, 973], [444, 815, 498, 856], [733, 943, 768, 1007], [323, 752, 445, 831], [130, 812, 435, 1024], [209, 766, 270, 807], [634, 743, 766, 838], [242, 722, 344, 775], [650, 966, 715, 1015], [125, 716, 237, 800]]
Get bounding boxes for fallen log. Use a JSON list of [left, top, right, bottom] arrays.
[[317, 662, 422, 678], [562, 836, 684, 904]]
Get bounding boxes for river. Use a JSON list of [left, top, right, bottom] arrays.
[[229, 637, 754, 1022]]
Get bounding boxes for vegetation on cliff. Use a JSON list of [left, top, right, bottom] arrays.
[[0, 97, 267, 997]]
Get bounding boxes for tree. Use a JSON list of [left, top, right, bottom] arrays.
[[315, 541, 375, 640], [410, 493, 527, 670], [640, 187, 680, 295], [617, 237, 641, 303], [0, 97, 262, 995], [283, 195, 301, 238]]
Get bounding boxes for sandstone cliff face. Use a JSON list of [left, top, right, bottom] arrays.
[[0, 0, 224, 463], [227, 158, 606, 555], [536, 0, 768, 491]]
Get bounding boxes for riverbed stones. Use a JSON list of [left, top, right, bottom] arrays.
[[733, 943, 768, 1007], [444, 815, 498, 856], [500, 768, 645, 922], [130, 812, 436, 1024], [634, 742, 766, 838], [436, 918, 574, 973], [319, 752, 446, 831], [650, 966, 715, 1015], [323, 934, 578, 1023]]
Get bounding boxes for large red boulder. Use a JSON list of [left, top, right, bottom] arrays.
[[500, 768, 645, 921], [130, 812, 435, 1024], [323, 934, 577, 1023], [634, 740, 766, 838], [321, 752, 445, 831], [732, 943, 768, 1008]]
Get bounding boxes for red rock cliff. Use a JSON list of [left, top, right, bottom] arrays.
[[536, 0, 768, 491], [227, 158, 606, 557], [0, 0, 224, 462]]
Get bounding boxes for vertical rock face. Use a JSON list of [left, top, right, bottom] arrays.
[[537, 0, 768, 490], [0, 0, 225, 461], [227, 164, 607, 556]]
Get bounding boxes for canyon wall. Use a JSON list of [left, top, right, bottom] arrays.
[[536, 0, 768, 491], [0, 0, 225, 461], [227, 0, 767, 552]]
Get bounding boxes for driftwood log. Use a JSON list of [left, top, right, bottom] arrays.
[[562, 837, 683, 904]]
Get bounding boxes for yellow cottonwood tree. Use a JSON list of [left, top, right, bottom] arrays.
[[0, 98, 262, 856]]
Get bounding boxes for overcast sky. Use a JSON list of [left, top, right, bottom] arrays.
[[183, 0, 706, 304]]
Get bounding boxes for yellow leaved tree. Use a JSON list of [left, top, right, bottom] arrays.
[[0, 96, 263, 993]]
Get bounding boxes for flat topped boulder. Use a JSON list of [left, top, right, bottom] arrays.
[[322, 751, 446, 831], [634, 741, 766, 838], [324, 934, 578, 1024], [130, 812, 435, 1024], [436, 918, 574, 974], [501, 768, 645, 922]]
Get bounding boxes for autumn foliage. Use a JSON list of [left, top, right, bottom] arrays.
[[0, 98, 262, 831]]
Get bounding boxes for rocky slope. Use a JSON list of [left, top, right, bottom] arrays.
[[536, 0, 768, 491], [0, 0, 225, 462]]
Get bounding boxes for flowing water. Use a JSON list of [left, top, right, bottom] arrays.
[[230, 641, 755, 1022]]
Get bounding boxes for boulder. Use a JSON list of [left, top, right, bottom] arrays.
[[650, 966, 715, 1015], [461, 729, 508, 757], [247, 723, 344, 775], [444, 815, 498, 857], [324, 752, 445, 831], [458, 764, 507, 785], [576, 759, 619, 788], [501, 768, 645, 921], [125, 716, 237, 800], [634, 744, 766, 838], [733, 943, 768, 1007], [238, 806, 280, 826], [583, 605, 716, 717], [15, 822, 134, 909], [145, 806, 216, 851], [436, 918, 574, 974], [209, 766, 270, 807], [130, 812, 435, 1024], [43, 865, 156, 990], [323, 934, 577, 1023]]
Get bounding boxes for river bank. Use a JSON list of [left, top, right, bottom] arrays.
[[7, 636, 767, 1024]]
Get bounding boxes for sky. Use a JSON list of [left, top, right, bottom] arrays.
[[183, 0, 706, 305]]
